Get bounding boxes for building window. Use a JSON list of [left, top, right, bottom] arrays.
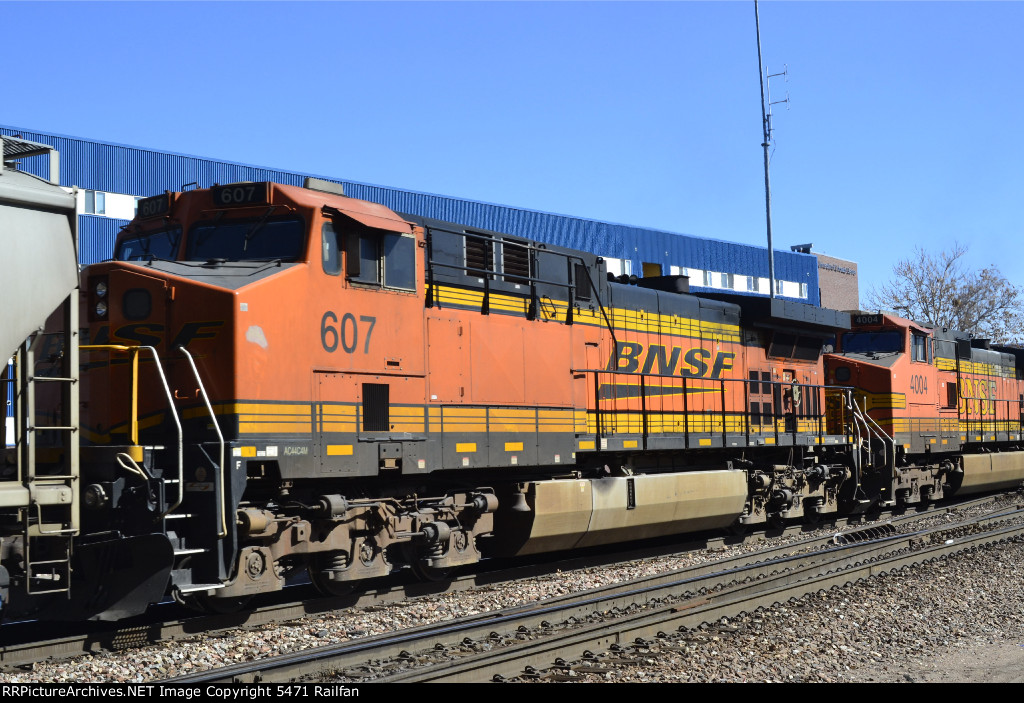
[[720, 272, 734, 289], [799, 282, 808, 299], [774, 279, 784, 296], [85, 190, 106, 215], [746, 275, 757, 292], [703, 270, 715, 287]]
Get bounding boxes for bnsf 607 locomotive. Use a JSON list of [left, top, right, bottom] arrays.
[[6, 178, 1024, 620]]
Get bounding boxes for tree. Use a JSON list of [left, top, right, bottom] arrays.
[[866, 242, 1024, 345]]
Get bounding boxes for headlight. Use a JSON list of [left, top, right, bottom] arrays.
[[95, 281, 108, 298], [95, 300, 108, 317]]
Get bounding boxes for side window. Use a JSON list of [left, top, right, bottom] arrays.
[[342, 224, 416, 291], [383, 233, 416, 291], [912, 333, 929, 362], [322, 222, 340, 275]]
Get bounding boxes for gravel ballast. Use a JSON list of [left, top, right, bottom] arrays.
[[3, 499, 1022, 683]]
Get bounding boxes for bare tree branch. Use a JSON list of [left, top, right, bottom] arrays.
[[865, 243, 1024, 344]]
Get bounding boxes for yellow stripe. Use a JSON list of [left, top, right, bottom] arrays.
[[445, 423, 488, 432], [322, 421, 358, 432], [623, 440, 638, 448], [442, 408, 487, 418], [504, 442, 524, 451], [327, 444, 353, 456], [456, 443, 477, 453], [579, 440, 596, 450], [240, 446, 256, 457], [240, 421, 313, 434]]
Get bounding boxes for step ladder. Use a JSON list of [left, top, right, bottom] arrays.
[[13, 297, 79, 596]]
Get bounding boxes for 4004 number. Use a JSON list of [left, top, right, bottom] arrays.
[[321, 311, 376, 353], [910, 374, 929, 395]]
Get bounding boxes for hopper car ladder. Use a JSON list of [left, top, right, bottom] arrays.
[[11, 298, 79, 596]]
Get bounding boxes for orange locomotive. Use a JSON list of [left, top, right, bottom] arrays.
[[27, 178, 854, 617], [824, 313, 1024, 508], [12, 179, 1024, 621]]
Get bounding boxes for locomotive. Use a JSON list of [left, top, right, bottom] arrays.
[[4, 174, 1024, 621]]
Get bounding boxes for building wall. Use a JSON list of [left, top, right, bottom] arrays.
[[815, 252, 859, 311], [1, 124, 821, 304]]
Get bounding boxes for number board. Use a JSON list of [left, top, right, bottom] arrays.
[[853, 314, 883, 326], [137, 192, 171, 219], [212, 182, 270, 207]]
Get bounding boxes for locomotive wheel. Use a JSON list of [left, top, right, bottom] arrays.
[[178, 591, 252, 615], [308, 552, 354, 597], [410, 559, 454, 583]]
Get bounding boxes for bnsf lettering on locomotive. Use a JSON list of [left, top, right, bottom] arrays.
[[94, 321, 224, 348], [320, 311, 377, 354], [607, 341, 735, 379], [958, 378, 998, 416]]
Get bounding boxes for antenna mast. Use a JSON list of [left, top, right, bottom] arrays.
[[755, 0, 776, 299]]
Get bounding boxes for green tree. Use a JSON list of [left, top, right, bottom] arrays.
[[867, 242, 1024, 344]]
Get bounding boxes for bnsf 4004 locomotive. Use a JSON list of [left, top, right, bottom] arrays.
[[6, 178, 1024, 620]]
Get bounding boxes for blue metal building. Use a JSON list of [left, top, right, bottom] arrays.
[[0, 124, 820, 304]]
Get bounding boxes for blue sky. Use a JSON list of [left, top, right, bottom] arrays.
[[7, 1, 1023, 303]]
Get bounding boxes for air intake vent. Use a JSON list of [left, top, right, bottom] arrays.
[[502, 239, 530, 284], [362, 383, 389, 432], [465, 233, 494, 278]]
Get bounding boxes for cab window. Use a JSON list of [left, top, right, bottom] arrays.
[[116, 227, 182, 261], [911, 332, 930, 362], [344, 225, 416, 291], [322, 222, 341, 275]]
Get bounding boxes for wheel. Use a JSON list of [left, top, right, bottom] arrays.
[[308, 551, 354, 597], [177, 591, 252, 614], [727, 521, 749, 537], [410, 559, 454, 583]]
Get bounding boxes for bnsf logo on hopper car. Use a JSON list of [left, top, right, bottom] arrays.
[[607, 341, 736, 379]]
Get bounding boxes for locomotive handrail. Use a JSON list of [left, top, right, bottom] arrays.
[[848, 395, 890, 470], [178, 346, 227, 539], [578, 366, 854, 449], [80, 343, 183, 520]]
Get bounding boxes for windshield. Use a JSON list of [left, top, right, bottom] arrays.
[[185, 216, 305, 262], [116, 227, 182, 261], [841, 331, 903, 354]]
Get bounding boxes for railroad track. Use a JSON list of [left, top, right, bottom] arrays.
[[0, 496, 901, 668], [153, 493, 1022, 684], [0, 492, 1011, 675]]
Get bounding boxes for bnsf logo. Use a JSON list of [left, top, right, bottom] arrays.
[[607, 342, 736, 379], [88, 321, 224, 347]]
